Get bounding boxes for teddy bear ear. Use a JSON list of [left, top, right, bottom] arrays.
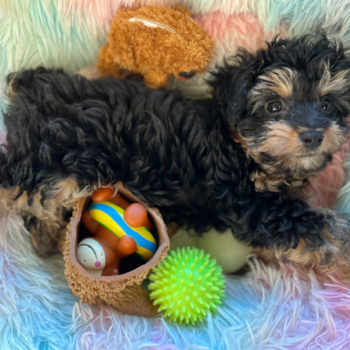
[[172, 5, 191, 16]]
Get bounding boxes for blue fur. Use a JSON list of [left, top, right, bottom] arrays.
[[0, 213, 79, 350]]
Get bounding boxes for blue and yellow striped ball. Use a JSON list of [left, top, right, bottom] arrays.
[[89, 201, 157, 261]]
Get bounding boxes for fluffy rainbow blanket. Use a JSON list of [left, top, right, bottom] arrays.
[[2, 1, 350, 349]]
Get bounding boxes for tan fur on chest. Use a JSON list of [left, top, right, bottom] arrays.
[[249, 169, 305, 192]]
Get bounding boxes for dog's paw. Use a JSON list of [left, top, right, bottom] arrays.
[[271, 213, 350, 274]]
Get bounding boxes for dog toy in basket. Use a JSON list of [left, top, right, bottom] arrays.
[[77, 188, 157, 276], [97, 5, 214, 88], [149, 247, 225, 325]]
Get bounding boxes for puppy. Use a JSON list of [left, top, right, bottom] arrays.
[[2, 36, 350, 273]]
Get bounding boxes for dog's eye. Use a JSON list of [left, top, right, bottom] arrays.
[[266, 101, 282, 113], [322, 99, 333, 112]]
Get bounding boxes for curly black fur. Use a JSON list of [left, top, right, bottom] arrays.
[[211, 35, 350, 123], [2, 36, 350, 256]]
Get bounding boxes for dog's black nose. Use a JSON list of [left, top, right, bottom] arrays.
[[299, 131, 324, 150]]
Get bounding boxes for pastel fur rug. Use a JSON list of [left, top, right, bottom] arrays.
[[2, 1, 350, 349], [2, 211, 350, 349]]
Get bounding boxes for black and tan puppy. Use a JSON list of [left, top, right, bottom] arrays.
[[1, 36, 350, 272]]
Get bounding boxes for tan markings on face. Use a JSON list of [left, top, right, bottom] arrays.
[[233, 120, 346, 192], [258, 122, 304, 156], [322, 122, 347, 152], [251, 68, 295, 98], [319, 65, 350, 96]]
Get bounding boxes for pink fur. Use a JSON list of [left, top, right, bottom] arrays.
[[194, 11, 288, 62], [248, 261, 350, 349], [70, 258, 350, 349]]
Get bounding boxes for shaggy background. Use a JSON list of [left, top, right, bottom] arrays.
[[2, 1, 350, 349]]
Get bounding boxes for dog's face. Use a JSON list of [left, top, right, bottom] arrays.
[[239, 62, 349, 178], [212, 37, 350, 180]]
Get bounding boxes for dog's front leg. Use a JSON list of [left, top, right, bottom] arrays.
[[235, 197, 350, 273], [272, 208, 350, 273]]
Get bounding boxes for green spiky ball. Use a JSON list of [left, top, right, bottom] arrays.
[[149, 247, 225, 325]]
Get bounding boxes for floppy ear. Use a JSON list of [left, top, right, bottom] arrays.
[[208, 50, 262, 125]]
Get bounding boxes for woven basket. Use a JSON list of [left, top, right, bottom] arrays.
[[64, 183, 170, 317]]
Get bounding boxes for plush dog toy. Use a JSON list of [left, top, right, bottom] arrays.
[[97, 5, 214, 88]]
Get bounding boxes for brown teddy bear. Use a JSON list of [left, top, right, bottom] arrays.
[[97, 5, 214, 89]]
